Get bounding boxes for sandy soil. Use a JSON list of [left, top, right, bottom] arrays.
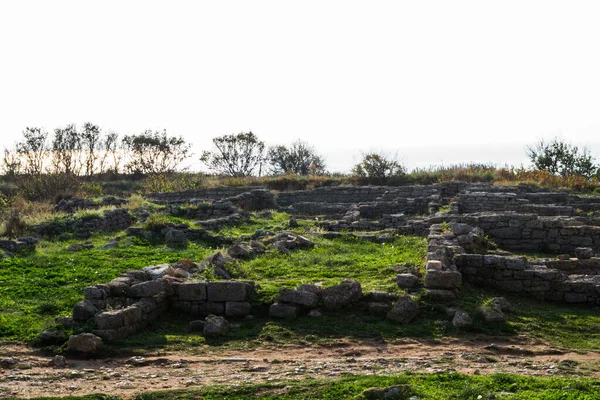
[[1, 338, 599, 399]]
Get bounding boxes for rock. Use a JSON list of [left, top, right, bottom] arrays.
[[189, 320, 205, 332], [452, 311, 472, 328], [214, 267, 232, 279], [366, 291, 399, 303], [386, 295, 419, 324], [480, 305, 505, 323], [368, 302, 393, 317], [489, 297, 512, 313], [358, 384, 413, 399], [203, 314, 230, 337], [424, 270, 462, 289], [289, 216, 299, 228], [128, 280, 166, 298], [52, 355, 67, 368], [178, 282, 207, 301], [67, 333, 103, 353], [396, 274, 420, 289], [308, 309, 322, 317], [104, 240, 119, 249], [72, 300, 98, 322], [227, 243, 253, 259], [39, 328, 66, 345], [269, 302, 299, 319], [225, 301, 252, 318], [426, 260, 443, 271], [321, 280, 362, 310], [575, 247, 593, 260], [451, 223, 472, 235], [424, 289, 457, 302], [67, 242, 94, 252], [207, 281, 248, 302], [249, 240, 266, 254], [297, 284, 322, 295], [277, 288, 319, 308], [165, 229, 188, 248]]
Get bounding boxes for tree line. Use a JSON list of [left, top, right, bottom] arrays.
[[3, 123, 600, 182]]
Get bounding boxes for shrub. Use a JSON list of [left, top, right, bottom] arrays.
[[144, 214, 171, 232], [351, 152, 406, 185]]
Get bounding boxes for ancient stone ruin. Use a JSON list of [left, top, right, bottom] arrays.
[[67, 182, 600, 349]]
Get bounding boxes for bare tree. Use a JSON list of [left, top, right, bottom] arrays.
[[98, 131, 121, 174], [2, 148, 22, 177], [15, 127, 49, 175], [81, 122, 101, 176], [51, 124, 82, 175], [122, 129, 192, 174], [200, 132, 266, 177]]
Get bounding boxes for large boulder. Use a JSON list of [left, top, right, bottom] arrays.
[[321, 280, 362, 310], [165, 229, 188, 248], [386, 295, 419, 324], [203, 314, 230, 337], [452, 311, 472, 328], [67, 333, 103, 353]]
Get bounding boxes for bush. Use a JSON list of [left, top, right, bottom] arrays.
[[17, 174, 81, 201], [351, 152, 406, 185]]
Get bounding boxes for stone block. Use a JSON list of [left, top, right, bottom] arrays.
[[396, 274, 420, 289], [225, 301, 252, 317], [564, 292, 588, 303], [321, 280, 362, 310], [207, 281, 247, 302], [424, 289, 457, 302], [496, 280, 523, 292], [368, 301, 392, 317], [94, 310, 125, 330], [386, 295, 419, 324], [73, 300, 97, 322], [195, 302, 225, 316], [424, 270, 462, 289], [269, 302, 299, 319], [178, 282, 207, 301], [128, 280, 165, 298], [277, 288, 319, 307]]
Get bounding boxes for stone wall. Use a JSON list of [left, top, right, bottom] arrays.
[[277, 183, 467, 207], [74, 264, 253, 342], [147, 187, 263, 204], [456, 253, 600, 304], [423, 222, 600, 305], [455, 191, 600, 216]]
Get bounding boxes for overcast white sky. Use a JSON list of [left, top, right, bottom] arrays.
[[1, 1, 600, 172]]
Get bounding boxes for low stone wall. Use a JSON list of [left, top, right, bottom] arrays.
[[456, 253, 600, 304], [277, 183, 466, 207], [148, 187, 263, 204], [74, 264, 254, 342], [456, 191, 600, 216], [169, 201, 238, 220]]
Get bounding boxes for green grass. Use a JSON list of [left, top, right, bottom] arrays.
[[241, 235, 427, 301], [0, 235, 214, 341], [15, 373, 600, 399]]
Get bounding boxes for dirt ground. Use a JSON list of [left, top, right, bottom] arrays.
[[1, 337, 599, 399]]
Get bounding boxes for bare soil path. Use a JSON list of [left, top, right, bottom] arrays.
[[1, 338, 599, 399]]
